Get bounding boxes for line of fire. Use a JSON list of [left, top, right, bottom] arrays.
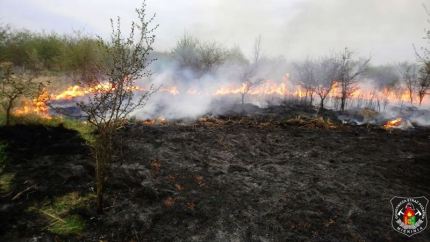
[[12, 77, 430, 129]]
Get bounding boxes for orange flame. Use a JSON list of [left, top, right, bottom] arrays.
[[51, 83, 114, 100], [142, 117, 167, 125], [214, 81, 288, 96], [383, 118, 402, 129], [160, 86, 179, 95], [11, 76, 430, 120], [13, 89, 51, 119]]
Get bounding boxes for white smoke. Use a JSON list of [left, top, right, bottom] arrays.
[[134, 53, 290, 119], [130, 54, 430, 126]]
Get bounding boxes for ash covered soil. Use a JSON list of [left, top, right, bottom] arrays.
[[1, 110, 430, 241]]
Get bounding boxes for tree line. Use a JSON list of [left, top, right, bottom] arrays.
[[0, 26, 106, 76]]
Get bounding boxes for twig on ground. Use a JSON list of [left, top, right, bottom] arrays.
[[11, 184, 37, 201]]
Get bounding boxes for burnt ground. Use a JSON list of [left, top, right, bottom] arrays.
[[0, 110, 430, 241]]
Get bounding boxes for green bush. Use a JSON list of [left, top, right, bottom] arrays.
[[0, 26, 106, 74]]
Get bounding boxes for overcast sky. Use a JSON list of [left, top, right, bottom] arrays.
[[0, 0, 428, 64]]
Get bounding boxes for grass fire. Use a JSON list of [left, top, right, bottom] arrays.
[[0, 0, 430, 241]]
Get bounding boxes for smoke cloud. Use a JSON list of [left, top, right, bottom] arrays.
[[1, 0, 427, 64]]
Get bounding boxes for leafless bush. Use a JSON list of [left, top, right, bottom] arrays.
[[77, 1, 157, 213], [398, 62, 418, 104], [414, 4, 430, 105], [0, 62, 43, 125], [337, 48, 370, 112], [417, 62, 430, 105], [240, 35, 264, 110], [293, 58, 317, 107], [314, 56, 340, 111]]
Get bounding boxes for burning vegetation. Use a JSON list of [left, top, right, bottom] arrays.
[[383, 117, 403, 129], [9, 73, 430, 126]]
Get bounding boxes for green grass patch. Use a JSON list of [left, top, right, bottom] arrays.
[[29, 192, 95, 235], [0, 112, 58, 126], [47, 192, 94, 214], [61, 119, 95, 144], [1, 112, 95, 144], [0, 172, 15, 193], [47, 215, 86, 235]]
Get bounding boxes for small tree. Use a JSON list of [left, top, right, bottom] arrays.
[[171, 34, 200, 71], [172, 34, 233, 76], [198, 42, 227, 73], [240, 35, 263, 109], [314, 57, 340, 111], [224, 46, 248, 65], [398, 62, 419, 104], [0, 62, 39, 125], [414, 4, 430, 105], [337, 48, 370, 112], [64, 35, 107, 83], [417, 62, 430, 105], [78, 1, 157, 213], [293, 58, 317, 106]]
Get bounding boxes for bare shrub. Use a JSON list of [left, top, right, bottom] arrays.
[[240, 35, 263, 110], [77, 1, 157, 213], [337, 48, 370, 112], [314, 56, 340, 111], [0, 62, 42, 125], [293, 58, 317, 107], [398, 62, 418, 105]]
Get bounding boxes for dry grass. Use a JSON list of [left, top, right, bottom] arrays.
[[284, 115, 337, 129], [28, 192, 95, 235]]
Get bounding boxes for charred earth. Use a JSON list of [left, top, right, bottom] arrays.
[[0, 106, 429, 241]]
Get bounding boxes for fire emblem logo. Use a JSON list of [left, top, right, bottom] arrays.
[[390, 196, 428, 237]]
